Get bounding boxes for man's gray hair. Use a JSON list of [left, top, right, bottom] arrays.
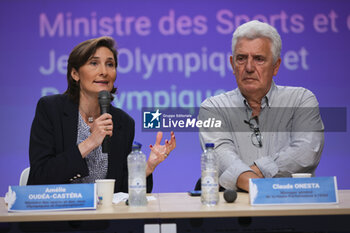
[[232, 20, 282, 63]]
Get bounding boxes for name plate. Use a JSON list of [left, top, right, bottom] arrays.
[[249, 177, 338, 205], [6, 183, 96, 212]]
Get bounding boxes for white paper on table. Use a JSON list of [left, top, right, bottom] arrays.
[[112, 192, 156, 204]]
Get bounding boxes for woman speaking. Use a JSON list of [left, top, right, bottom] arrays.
[[27, 36, 176, 192]]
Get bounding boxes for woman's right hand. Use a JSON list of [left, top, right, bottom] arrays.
[[78, 113, 113, 157], [89, 113, 113, 146]]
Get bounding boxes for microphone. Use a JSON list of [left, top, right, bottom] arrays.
[[98, 90, 112, 153], [223, 189, 237, 203]]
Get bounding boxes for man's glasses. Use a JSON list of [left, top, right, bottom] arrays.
[[244, 117, 263, 148]]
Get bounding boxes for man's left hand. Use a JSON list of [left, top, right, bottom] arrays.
[[250, 164, 264, 178]]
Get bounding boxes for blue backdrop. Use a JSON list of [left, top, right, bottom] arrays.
[[0, 0, 349, 195]]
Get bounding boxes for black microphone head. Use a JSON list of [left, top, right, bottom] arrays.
[[98, 90, 111, 103], [223, 189, 237, 203], [98, 91, 111, 114]]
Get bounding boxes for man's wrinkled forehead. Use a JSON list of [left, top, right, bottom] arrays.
[[234, 37, 272, 56]]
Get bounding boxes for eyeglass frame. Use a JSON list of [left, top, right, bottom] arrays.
[[244, 117, 263, 148]]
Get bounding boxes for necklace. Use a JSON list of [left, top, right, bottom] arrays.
[[88, 117, 94, 123], [79, 108, 96, 124]]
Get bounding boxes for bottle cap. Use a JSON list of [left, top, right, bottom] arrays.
[[132, 141, 142, 149], [205, 143, 214, 148]]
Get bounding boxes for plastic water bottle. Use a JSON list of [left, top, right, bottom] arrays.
[[128, 142, 147, 206], [201, 143, 219, 206]]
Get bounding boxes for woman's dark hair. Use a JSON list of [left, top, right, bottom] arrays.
[[64, 36, 118, 103]]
